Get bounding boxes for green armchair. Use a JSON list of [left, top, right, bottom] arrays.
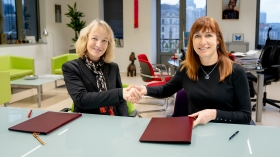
[[51, 54, 79, 74], [0, 72, 11, 106], [0, 55, 34, 80]]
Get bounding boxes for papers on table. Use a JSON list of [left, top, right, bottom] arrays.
[[232, 50, 259, 57], [232, 52, 246, 56], [246, 50, 258, 55], [233, 50, 260, 65]]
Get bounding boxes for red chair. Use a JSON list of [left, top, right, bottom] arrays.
[[138, 53, 170, 75], [137, 54, 172, 82], [137, 54, 174, 115]]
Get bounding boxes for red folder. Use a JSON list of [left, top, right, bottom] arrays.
[[139, 116, 194, 144], [8, 111, 82, 134]]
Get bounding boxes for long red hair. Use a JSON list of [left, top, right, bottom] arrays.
[[180, 16, 232, 81]]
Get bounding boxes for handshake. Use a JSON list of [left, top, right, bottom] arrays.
[[122, 85, 147, 103]]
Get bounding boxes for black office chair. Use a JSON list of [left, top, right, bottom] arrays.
[[247, 40, 280, 112]]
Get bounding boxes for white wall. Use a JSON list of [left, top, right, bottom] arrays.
[[207, 0, 257, 50]]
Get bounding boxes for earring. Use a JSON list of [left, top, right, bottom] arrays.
[[217, 44, 220, 49]]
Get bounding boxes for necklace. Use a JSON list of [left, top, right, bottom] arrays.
[[201, 62, 218, 79]]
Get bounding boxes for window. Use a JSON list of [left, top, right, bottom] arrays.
[[1, 0, 39, 43], [256, 0, 280, 48], [103, 0, 123, 47], [162, 27, 164, 32], [158, 0, 206, 54]]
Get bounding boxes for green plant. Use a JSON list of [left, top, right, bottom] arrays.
[[65, 2, 86, 42]]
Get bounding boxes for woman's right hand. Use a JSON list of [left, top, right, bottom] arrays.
[[123, 87, 142, 103]]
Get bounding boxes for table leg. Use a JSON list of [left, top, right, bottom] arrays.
[[37, 86, 42, 108], [4, 102, 9, 107], [55, 80, 58, 88], [256, 73, 264, 122]]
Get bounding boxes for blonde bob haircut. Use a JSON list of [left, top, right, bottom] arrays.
[[180, 16, 233, 82], [75, 19, 115, 63]]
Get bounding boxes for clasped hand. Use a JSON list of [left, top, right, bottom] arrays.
[[123, 85, 147, 103]]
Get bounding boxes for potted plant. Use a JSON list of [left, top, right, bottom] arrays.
[[65, 2, 86, 45]]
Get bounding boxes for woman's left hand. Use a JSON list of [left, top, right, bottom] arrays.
[[188, 109, 217, 128]]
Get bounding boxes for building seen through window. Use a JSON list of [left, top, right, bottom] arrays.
[[257, 0, 280, 47], [160, 0, 206, 53], [1, 0, 39, 44]]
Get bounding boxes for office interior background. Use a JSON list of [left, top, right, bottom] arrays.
[[1, 0, 280, 126]]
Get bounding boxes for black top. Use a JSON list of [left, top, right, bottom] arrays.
[[147, 62, 251, 124], [62, 58, 128, 116]]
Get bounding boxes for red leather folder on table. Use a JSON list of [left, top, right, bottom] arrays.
[[139, 116, 194, 144], [8, 111, 82, 134]]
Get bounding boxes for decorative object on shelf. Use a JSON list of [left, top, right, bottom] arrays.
[[114, 38, 124, 47], [127, 52, 136, 77], [134, 0, 138, 28], [65, 2, 86, 42], [232, 33, 244, 42], [0, 33, 7, 44], [26, 36, 36, 43], [222, 0, 240, 19]]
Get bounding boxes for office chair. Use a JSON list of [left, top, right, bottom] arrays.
[[137, 55, 174, 114], [137, 56, 172, 82], [247, 40, 280, 112], [171, 88, 188, 117], [138, 53, 170, 75]]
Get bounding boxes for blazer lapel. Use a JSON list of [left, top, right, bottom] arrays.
[[77, 58, 98, 90]]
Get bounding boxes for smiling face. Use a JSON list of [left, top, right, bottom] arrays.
[[192, 29, 219, 65], [228, 0, 236, 10], [86, 25, 109, 62]]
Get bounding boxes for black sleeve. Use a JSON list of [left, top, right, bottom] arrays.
[[146, 68, 184, 98], [214, 64, 252, 124], [115, 64, 128, 116], [62, 61, 126, 110]]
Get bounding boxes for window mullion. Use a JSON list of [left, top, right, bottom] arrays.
[[16, 0, 23, 41]]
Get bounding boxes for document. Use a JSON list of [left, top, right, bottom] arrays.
[[139, 116, 194, 144], [8, 111, 82, 134]]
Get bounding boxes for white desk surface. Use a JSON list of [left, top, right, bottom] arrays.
[[0, 107, 279, 157]]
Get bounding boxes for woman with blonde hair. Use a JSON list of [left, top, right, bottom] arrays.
[[62, 19, 141, 116], [129, 16, 251, 127]]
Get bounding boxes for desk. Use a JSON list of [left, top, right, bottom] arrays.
[[10, 75, 64, 108], [1, 107, 280, 157]]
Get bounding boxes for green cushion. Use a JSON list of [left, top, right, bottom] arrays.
[[0, 55, 35, 79], [2, 69, 33, 79]]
